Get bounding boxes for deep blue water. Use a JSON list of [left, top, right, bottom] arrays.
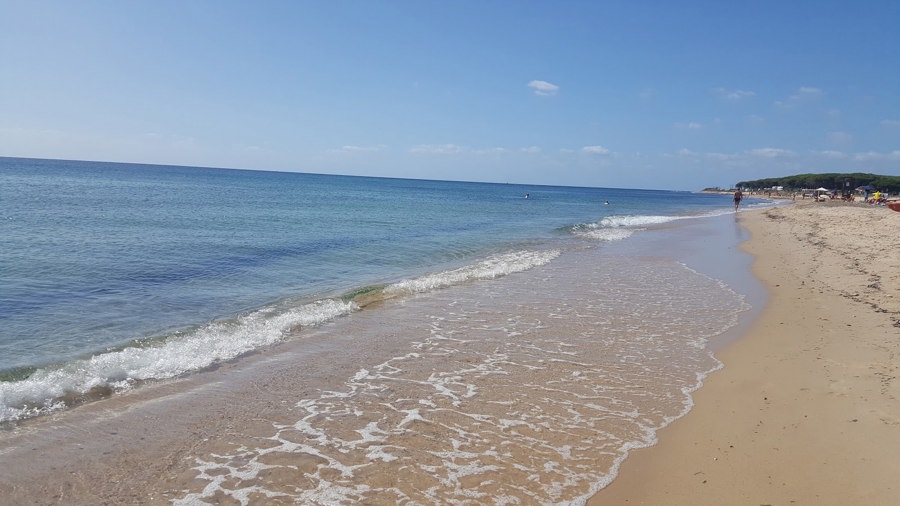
[[0, 156, 754, 421]]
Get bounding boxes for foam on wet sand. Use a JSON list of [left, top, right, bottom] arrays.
[[591, 201, 900, 504], [0, 214, 752, 504], [8, 202, 890, 504]]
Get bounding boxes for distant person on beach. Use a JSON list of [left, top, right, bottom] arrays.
[[733, 190, 743, 211]]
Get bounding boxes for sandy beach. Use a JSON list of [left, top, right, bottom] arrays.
[[0, 212, 750, 505], [2, 200, 898, 504], [592, 201, 900, 505]]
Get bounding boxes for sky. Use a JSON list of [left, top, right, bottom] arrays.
[[1, 1, 898, 190]]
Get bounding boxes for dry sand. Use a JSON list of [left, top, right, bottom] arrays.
[[591, 201, 900, 505]]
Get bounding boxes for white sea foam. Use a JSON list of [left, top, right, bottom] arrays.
[[576, 227, 635, 242], [571, 214, 679, 242], [170, 250, 749, 505], [599, 214, 679, 228], [0, 250, 565, 423], [572, 207, 783, 242], [0, 299, 357, 422], [384, 249, 560, 295]]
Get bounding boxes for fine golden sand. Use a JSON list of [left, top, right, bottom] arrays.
[[591, 201, 900, 505]]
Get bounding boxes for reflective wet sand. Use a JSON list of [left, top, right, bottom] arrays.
[[0, 216, 755, 505]]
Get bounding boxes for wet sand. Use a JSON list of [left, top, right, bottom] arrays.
[[591, 201, 900, 505], [0, 214, 755, 505], [14, 202, 891, 505]]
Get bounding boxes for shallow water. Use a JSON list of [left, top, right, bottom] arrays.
[[0, 157, 766, 423], [0, 158, 771, 504], [171, 246, 744, 505]]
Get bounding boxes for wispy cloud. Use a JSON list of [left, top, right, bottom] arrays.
[[670, 149, 732, 161], [408, 144, 547, 156], [472, 147, 508, 155], [339, 144, 387, 152], [705, 152, 733, 161], [747, 147, 794, 158], [853, 150, 900, 161], [881, 119, 900, 127], [410, 144, 465, 155], [675, 122, 702, 130], [816, 150, 847, 159], [673, 147, 900, 164], [714, 87, 756, 100], [795, 86, 823, 98], [528, 80, 559, 96], [776, 86, 824, 108], [582, 145, 611, 155]]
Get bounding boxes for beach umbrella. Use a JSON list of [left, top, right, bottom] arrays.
[[813, 187, 831, 200]]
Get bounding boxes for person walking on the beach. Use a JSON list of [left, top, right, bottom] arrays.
[[733, 189, 743, 211]]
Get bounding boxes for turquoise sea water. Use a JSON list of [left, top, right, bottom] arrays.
[[0, 157, 763, 422]]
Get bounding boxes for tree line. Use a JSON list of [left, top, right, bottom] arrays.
[[735, 172, 900, 193]]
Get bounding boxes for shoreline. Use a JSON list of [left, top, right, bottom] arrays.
[[6, 202, 897, 503], [0, 211, 755, 504], [590, 201, 900, 504]]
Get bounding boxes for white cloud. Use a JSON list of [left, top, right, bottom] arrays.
[[797, 86, 823, 96], [473, 147, 508, 155], [816, 150, 847, 159], [747, 148, 794, 158], [669, 149, 732, 161], [661, 147, 900, 182], [407, 144, 526, 156], [706, 152, 733, 161], [520, 146, 542, 154], [528, 80, 559, 96], [775, 86, 824, 108], [881, 119, 900, 127], [853, 150, 900, 161], [668, 147, 900, 166], [410, 144, 465, 155], [675, 122, 702, 129], [582, 145, 611, 155], [714, 87, 756, 100], [339, 144, 387, 152]]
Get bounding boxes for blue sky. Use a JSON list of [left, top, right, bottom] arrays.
[[1, 1, 898, 190]]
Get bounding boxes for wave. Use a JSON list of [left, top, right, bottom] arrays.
[[341, 249, 561, 307], [0, 249, 560, 423], [599, 214, 680, 228], [384, 249, 560, 296], [569, 204, 782, 242], [569, 214, 679, 242], [0, 299, 357, 422]]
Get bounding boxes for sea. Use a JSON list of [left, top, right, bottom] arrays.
[[0, 156, 770, 504]]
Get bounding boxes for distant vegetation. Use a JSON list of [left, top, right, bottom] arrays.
[[735, 173, 900, 193]]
